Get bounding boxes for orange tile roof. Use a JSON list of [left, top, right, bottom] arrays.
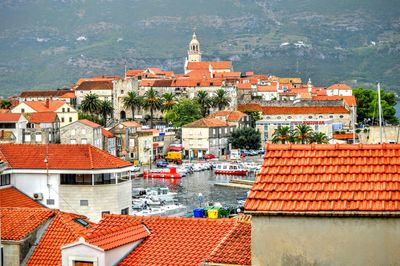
[[126, 69, 144, 77], [0, 187, 45, 208], [84, 214, 149, 250], [333, 133, 359, 140], [23, 100, 66, 112], [205, 220, 251, 265], [257, 85, 277, 92], [25, 112, 58, 123], [208, 110, 247, 122], [122, 121, 141, 128], [75, 80, 113, 91], [183, 118, 229, 128], [27, 212, 92, 266], [238, 104, 350, 115], [312, 96, 357, 107], [213, 71, 241, 79], [102, 128, 114, 138], [0, 208, 54, 241], [78, 119, 101, 128], [119, 216, 236, 266], [75, 76, 120, 87], [59, 92, 76, 99], [0, 109, 9, 114], [237, 83, 252, 90], [187, 61, 232, 71], [20, 89, 72, 98], [245, 144, 400, 214], [0, 113, 22, 122], [0, 144, 131, 170], [328, 83, 352, 90]]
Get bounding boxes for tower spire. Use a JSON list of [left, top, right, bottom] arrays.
[[188, 31, 201, 62]]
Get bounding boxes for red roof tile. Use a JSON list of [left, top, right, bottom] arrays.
[[0, 113, 22, 122], [119, 216, 236, 266], [27, 212, 92, 266], [78, 119, 101, 128], [102, 128, 114, 138], [238, 104, 350, 115], [187, 61, 232, 71], [237, 83, 252, 90], [22, 100, 66, 112], [1, 208, 53, 241], [75, 80, 113, 91], [183, 118, 229, 128], [312, 96, 357, 107], [26, 112, 57, 123], [245, 144, 400, 214], [20, 89, 72, 98], [0, 187, 44, 208], [328, 83, 352, 90], [0, 144, 131, 170], [208, 110, 247, 122], [258, 85, 277, 92], [126, 69, 144, 77], [333, 133, 359, 140]]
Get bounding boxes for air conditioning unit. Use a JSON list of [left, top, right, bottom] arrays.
[[33, 193, 43, 201]]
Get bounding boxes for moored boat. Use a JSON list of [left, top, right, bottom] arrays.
[[143, 166, 182, 179], [214, 163, 248, 176]]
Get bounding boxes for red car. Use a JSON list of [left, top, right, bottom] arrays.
[[204, 154, 216, 160]]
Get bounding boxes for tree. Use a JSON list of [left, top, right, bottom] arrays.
[[78, 111, 102, 125], [310, 132, 329, 144], [99, 100, 113, 126], [122, 91, 143, 120], [294, 124, 313, 144], [162, 92, 176, 112], [243, 110, 262, 128], [195, 90, 212, 117], [353, 87, 398, 125], [229, 127, 261, 150], [212, 89, 230, 111], [143, 88, 162, 128], [164, 99, 202, 128], [0, 100, 12, 109], [80, 93, 101, 115], [271, 126, 293, 144]]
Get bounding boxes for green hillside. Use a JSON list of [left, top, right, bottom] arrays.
[[0, 0, 399, 96]]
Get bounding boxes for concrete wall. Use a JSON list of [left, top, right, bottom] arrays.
[[3, 243, 20, 266], [252, 215, 400, 266], [59, 180, 132, 222], [61, 122, 103, 148]]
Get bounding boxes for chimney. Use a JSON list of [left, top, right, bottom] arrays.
[[45, 99, 50, 108]]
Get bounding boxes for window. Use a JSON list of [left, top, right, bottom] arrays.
[[74, 261, 93, 266], [0, 174, 10, 186], [35, 133, 42, 143], [62, 108, 65, 112], [71, 139, 76, 144], [82, 129, 86, 135], [69, 117, 72, 122], [94, 173, 116, 184], [71, 129, 76, 136], [49, 133, 52, 142], [121, 90, 124, 94], [121, 207, 129, 215], [46, 199, 55, 205], [21, 108, 25, 113], [67, 108, 70, 112], [308, 116, 313, 119], [74, 218, 90, 228], [339, 115, 344, 118], [329, 115, 334, 118], [102, 211, 110, 218], [61, 174, 92, 185], [25, 134, 31, 142], [81, 138, 87, 144], [80, 200, 89, 206], [61, 117, 65, 123]]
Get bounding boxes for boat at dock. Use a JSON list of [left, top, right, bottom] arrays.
[[143, 166, 181, 179], [214, 163, 248, 176]]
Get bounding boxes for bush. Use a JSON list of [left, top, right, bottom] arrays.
[[355, 129, 361, 133]]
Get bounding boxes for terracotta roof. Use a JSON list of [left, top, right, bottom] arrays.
[[0, 109, 9, 114], [0, 144, 131, 170], [119, 216, 236, 266], [84, 214, 149, 251], [237, 83, 252, 90], [75, 76, 120, 87], [78, 119, 101, 128], [328, 83, 352, 90], [238, 104, 350, 115], [277, 77, 302, 84], [122, 121, 141, 128], [19, 89, 72, 98], [245, 144, 400, 214], [187, 61, 232, 71], [59, 92, 76, 99], [208, 110, 247, 122], [258, 85, 277, 92], [213, 71, 241, 79], [183, 118, 229, 128], [206, 219, 251, 265], [102, 128, 114, 138], [0, 187, 44, 208], [27, 212, 92, 266], [75, 80, 113, 91], [312, 96, 357, 107], [126, 69, 144, 77], [0, 208, 54, 241], [0, 113, 22, 122], [333, 133, 359, 140], [26, 112, 57, 123], [23, 100, 66, 112]]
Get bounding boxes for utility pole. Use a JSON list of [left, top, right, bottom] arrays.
[[377, 82, 383, 144]]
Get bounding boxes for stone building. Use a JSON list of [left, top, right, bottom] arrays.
[[23, 112, 60, 144], [60, 119, 103, 149], [245, 144, 400, 266]]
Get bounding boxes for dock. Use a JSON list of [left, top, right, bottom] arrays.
[[214, 179, 254, 189]]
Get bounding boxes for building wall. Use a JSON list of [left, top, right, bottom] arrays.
[[182, 128, 210, 157], [58, 180, 132, 222], [112, 78, 139, 120], [252, 215, 400, 266], [76, 89, 112, 106], [61, 123, 102, 148], [62, 244, 104, 266], [2, 243, 20, 266], [137, 134, 153, 164], [56, 105, 78, 127]]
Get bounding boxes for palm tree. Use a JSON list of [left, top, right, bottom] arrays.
[[212, 89, 230, 111], [294, 124, 313, 144], [310, 132, 329, 144], [80, 93, 100, 115], [271, 126, 293, 144], [195, 90, 212, 117], [162, 92, 176, 112], [143, 88, 162, 128], [99, 100, 114, 126], [0, 100, 12, 109], [122, 91, 143, 120]]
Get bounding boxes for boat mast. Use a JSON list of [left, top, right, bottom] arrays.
[[377, 82, 383, 144]]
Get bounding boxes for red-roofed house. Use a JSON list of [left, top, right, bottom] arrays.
[[182, 118, 234, 158], [18, 89, 76, 106], [61, 119, 103, 149], [245, 144, 400, 265], [23, 112, 60, 144], [0, 144, 135, 222], [208, 110, 250, 128], [102, 128, 116, 156], [327, 83, 352, 96], [73, 76, 120, 106], [0, 113, 27, 143]]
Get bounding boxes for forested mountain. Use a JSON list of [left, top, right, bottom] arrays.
[[1, 0, 399, 96]]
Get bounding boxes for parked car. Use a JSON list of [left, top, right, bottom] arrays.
[[204, 154, 216, 160], [156, 160, 169, 168]]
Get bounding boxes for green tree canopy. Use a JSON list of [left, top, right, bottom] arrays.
[[243, 110, 261, 128], [143, 88, 162, 128], [195, 90, 212, 117], [0, 100, 12, 109], [164, 99, 202, 128], [212, 89, 230, 111], [353, 87, 398, 125], [229, 127, 261, 150], [80, 93, 101, 115], [271, 126, 293, 144], [99, 99, 113, 126], [271, 125, 329, 144], [122, 91, 143, 120], [162, 92, 177, 112]]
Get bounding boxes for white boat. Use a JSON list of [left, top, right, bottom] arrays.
[[215, 163, 248, 176]]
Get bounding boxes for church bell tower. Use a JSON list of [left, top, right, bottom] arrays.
[[187, 32, 202, 62]]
